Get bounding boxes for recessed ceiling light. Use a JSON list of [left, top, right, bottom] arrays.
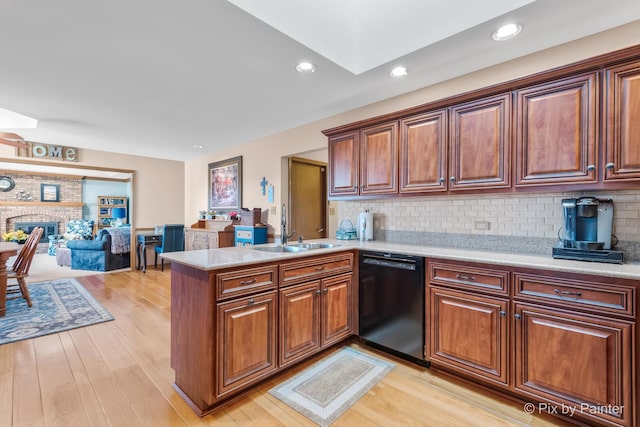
[[390, 66, 408, 77], [491, 23, 523, 41], [192, 144, 204, 149], [296, 62, 316, 73]]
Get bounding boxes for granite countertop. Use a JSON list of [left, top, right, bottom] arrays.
[[159, 239, 640, 280]]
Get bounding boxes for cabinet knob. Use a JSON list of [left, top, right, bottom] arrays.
[[316, 290, 321, 295], [499, 310, 506, 317], [247, 299, 255, 305], [439, 177, 445, 184], [606, 162, 615, 170], [323, 288, 328, 294], [449, 176, 455, 182], [587, 164, 596, 171], [514, 313, 521, 320]]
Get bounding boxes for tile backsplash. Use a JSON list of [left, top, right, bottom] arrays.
[[339, 190, 640, 260]]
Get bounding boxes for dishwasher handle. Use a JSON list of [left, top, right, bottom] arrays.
[[361, 253, 420, 270]]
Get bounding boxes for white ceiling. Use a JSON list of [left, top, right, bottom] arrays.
[[1, 0, 639, 162]]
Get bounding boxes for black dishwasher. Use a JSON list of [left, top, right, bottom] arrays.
[[358, 251, 427, 364]]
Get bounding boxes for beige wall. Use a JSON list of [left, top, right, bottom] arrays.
[[184, 20, 640, 240], [0, 146, 185, 229]]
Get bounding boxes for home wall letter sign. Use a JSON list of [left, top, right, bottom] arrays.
[[16, 142, 78, 162]]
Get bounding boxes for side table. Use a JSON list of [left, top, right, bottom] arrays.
[[137, 232, 162, 273]]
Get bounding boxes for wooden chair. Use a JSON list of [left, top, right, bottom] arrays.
[[6, 227, 44, 308]]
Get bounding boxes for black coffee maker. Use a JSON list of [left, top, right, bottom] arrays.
[[553, 197, 623, 263]]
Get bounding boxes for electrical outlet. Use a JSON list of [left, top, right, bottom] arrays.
[[329, 207, 336, 216], [270, 206, 276, 215], [474, 221, 491, 230]]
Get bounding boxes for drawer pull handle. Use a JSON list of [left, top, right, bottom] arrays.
[[455, 274, 475, 282], [240, 278, 257, 285], [247, 299, 255, 305], [314, 266, 326, 271], [554, 288, 582, 297]]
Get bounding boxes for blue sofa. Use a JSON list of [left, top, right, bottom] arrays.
[[67, 227, 131, 271]]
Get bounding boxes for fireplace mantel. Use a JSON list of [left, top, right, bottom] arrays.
[[0, 201, 84, 207]]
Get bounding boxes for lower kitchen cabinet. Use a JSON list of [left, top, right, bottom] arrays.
[[279, 272, 353, 367], [280, 281, 321, 367], [216, 291, 277, 398], [514, 302, 633, 427], [429, 287, 508, 387]]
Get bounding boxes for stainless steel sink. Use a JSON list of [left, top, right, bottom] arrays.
[[252, 245, 308, 253], [284, 242, 342, 250], [252, 242, 341, 253]]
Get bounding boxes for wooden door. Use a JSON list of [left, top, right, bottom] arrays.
[[515, 73, 598, 186], [449, 94, 511, 190], [429, 287, 508, 387], [289, 157, 327, 241], [216, 291, 277, 398], [514, 302, 632, 427], [321, 273, 352, 346], [399, 109, 447, 193], [328, 131, 359, 196], [604, 60, 640, 181], [360, 121, 398, 195], [279, 281, 321, 367]]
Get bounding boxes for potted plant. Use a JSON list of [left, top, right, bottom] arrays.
[[3, 229, 28, 243]]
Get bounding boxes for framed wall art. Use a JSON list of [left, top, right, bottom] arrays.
[[208, 156, 242, 211], [40, 183, 60, 202]]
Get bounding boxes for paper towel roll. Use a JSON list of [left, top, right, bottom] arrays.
[[359, 211, 374, 241]]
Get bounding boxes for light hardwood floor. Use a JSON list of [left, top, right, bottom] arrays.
[[1, 268, 574, 427]]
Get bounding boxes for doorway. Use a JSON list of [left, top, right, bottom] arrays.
[[288, 157, 327, 241]]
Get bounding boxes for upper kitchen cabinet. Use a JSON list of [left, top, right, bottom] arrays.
[[449, 94, 511, 191], [328, 131, 359, 196], [604, 60, 640, 182], [515, 72, 598, 187], [359, 121, 399, 195], [328, 122, 398, 197], [399, 109, 448, 193]]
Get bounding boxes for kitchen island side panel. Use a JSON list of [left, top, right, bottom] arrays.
[[171, 262, 216, 413]]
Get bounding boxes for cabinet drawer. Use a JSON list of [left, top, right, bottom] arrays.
[[514, 273, 635, 317], [216, 265, 277, 300], [236, 229, 253, 239], [429, 261, 509, 296], [280, 253, 353, 287]]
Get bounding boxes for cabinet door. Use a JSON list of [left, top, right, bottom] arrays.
[[321, 273, 353, 346], [216, 291, 277, 398], [360, 121, 398, 195], [604, 61, 640, 181], [328, 131, 359, 196], [189, 231, 210, 250], [399, 110, 447, 193], [515, 73, 598, 186], [279, 281, 321, 367], [514, 303, 632, 427], [449, 94, 511, 190], [429, 287, 508, 387]]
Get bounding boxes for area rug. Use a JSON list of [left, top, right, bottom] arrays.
[[0, 278, 113, 345], [269, 347, 395, 426]]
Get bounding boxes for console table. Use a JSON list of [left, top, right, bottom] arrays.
[[136, 232, 161, 273], [0, 242, 19, 317]]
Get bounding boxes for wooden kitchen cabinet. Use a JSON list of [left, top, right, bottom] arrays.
[[429, 287, 508, 387], [427, 260, 510, 387], [604, 60, 640, 182], [399, 109, 448, 193], [279, 281, 321, 367], [513, 302, 633, 427], [328, 131, 360, 196], [216, 291, 277, 398], [327, 122, 398, 197], [449, 94, 511, 190], [279, 254, 354, 367], [515, 72, 598, 186]]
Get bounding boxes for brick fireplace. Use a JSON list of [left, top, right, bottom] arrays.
[[0, 173, 84, 241]]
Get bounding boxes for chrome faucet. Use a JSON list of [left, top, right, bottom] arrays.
[[281, 203, 295, 245]]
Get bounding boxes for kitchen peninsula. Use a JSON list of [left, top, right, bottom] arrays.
[[162, 240, 640, 427]]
